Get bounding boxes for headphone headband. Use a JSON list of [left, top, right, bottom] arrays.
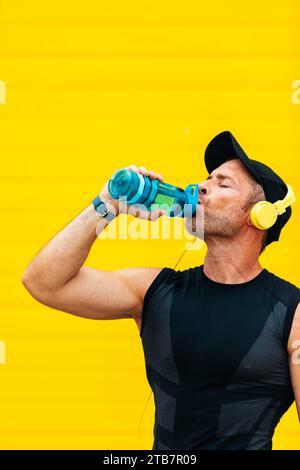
[[273, 184, 296, 215]]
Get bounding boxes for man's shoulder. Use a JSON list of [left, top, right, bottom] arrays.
[[265, 268, 300, 290], [131, 266, 176, 321], [262, 268, 300, 303]]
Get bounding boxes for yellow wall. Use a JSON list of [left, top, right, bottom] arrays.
[[0, 0, 299, 449]]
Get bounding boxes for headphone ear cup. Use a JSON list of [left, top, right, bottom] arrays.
[[249, 201, 278, 230]]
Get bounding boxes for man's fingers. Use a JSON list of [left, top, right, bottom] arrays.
[[139, 166, 164, 181], [123, 164, 164, 182], [149, 209, 166, 221], [125, 164, 141, 173], [146, 209, 166, 221], [127, 204, 166, 220]]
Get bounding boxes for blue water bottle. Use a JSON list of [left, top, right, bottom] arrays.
[[108, 168, 198, 217]]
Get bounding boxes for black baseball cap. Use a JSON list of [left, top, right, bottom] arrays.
[[204, 130, 292, 247]]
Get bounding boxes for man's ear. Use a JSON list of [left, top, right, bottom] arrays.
[[246, 213, 253, 227], [247, 211, 263, 231]]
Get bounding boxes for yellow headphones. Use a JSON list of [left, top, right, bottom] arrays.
[[250, 184, 296, 230]]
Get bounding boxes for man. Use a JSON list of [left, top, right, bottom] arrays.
[[22, 131, 300, 450]]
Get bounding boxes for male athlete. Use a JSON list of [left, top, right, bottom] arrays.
[[22, 130, 300, 450]]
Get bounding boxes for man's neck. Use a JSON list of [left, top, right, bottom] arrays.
[[203, 237, 263, 284]]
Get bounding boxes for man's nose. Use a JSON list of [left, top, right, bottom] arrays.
[[198, 183, 207, 197]]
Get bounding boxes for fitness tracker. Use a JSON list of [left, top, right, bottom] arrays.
[[92, 195, 117, 222]]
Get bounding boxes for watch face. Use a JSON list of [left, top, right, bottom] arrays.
[[97, 203, 109, 217]]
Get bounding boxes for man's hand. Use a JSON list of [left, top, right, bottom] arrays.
[[99, 164, 166, 221]]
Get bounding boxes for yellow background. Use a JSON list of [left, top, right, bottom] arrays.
[[0, 0, 299, 450]]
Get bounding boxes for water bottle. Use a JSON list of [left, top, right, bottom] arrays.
[[108, 168, 198, 217]]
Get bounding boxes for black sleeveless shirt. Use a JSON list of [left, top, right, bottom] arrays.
[[140, 265, 300, 450]]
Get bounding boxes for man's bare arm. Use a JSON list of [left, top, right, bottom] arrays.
[[288, 302, 300, 421], [21, 165, 165, 320], [23, 263, 163, 321]]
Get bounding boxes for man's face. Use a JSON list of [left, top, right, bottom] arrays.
[[185, 159, 254, 240]]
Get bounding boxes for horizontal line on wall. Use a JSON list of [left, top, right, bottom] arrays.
[[0, 52, 299, 58]]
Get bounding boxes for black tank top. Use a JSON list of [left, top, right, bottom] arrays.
[[140, 265, 300, 450]]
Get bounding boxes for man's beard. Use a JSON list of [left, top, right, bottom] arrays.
[[185, 206, 245, 240]]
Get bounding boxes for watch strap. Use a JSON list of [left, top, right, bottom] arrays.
[[92, 195, 116, 222]]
